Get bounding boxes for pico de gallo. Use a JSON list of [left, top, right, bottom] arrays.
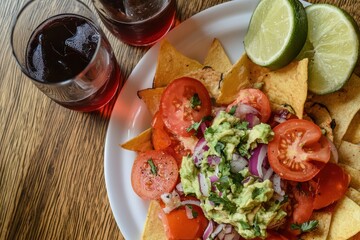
[[130, 77, 350, 240]]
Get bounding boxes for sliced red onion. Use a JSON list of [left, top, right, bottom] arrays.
[[209, 175, 219, 183], [208, 155, 221, 166], [273, 115, 287, 124], [224, 224, 232, 234], [249, 144, 267, 178], [203, 220, 214, 240], [198, 173, 210, 197], [210, 224, 224, 239], [225, 233, 240, 240], [193, 138, 209, 167], [181, 199, 201, 207], [272, 174, 285, 196], [326, 137, 338, 163], [185, 205, 194, 219], [230, 153, 248, 173], [246, 113, 261, 128], [233, 103, 259, 120], [263, 167, 274, 180], [242, 176, 251, 184]]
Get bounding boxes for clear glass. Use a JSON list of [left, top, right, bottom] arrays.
[[11, 0, 121, 112], [92, 0, 176, 46]]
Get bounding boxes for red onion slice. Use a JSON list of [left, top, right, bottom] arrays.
[[211, 224, 224, 239], [272, 174, 285, 196], [249, 144, 267, 178], [198, 173, 209, 197], [185, 205, 194, 219], [231, 153, 248, 173], [193, 138, 209, 167], [233, 103, 259, 120], [208, 155, 221, 166], [203, 220, 214, 240], [181, 199, 201, 207]]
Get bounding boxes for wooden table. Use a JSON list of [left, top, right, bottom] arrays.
[[1, 0, 359, 239]]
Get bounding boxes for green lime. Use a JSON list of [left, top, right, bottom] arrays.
[[297, 4, 360, 95], [244, 0, 307, 70]]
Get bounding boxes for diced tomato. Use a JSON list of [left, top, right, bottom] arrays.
[[159, 204, 208, 240], [160, 77, 212, 137], [312, 162, 350, 210], [226, 88, 271, 122], [268, 119, 331, 182], [131, 150, 178, 200]]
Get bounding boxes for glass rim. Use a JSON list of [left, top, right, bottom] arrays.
[[93, 0, 175, 25], [10, 0, 103, 86]]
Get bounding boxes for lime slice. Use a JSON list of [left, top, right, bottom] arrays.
[[244, 0, 307, 70], [297, 4, 360, 95]]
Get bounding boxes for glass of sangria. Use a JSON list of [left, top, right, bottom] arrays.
[[11, 0, 122, 112], [92, 0, 176, 46]]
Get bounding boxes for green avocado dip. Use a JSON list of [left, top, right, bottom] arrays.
[[180, 111, 288, 239]]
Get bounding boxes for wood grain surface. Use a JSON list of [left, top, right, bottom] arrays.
[[0, 0, 359, 240]]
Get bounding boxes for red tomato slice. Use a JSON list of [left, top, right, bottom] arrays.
[[160, 77, 212, 137], [151, 111, 191, 166], [131, 150, 178, 200], [268, 119, 331, 182], [226, 88, 271, 122], [290, 181, 315, 224], [159, 204, 208, 240], [312, 162, 350, 210], [151, 111, 172, 150]]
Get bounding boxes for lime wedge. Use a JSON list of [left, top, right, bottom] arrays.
[[297, 4, 360, 95], [244, 0, 307, 70]]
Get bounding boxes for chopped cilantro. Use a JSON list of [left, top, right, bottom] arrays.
[[208, 193, 237, 214], [215, 176, 230, 192], [190, 93, 202, 109], [147, 159, 158, 176], [230, 172, 244, 185], [215, 142, 225, 155], [252, 187, 265, 199], [291, 220, 319, 233], [239, 220, 251, 230], [228, 105, 237, 115], [186, 116, 213, 133]]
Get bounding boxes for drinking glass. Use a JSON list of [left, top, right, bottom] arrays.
[[92, 0, 176, 46], [11, 0, 122, 112]]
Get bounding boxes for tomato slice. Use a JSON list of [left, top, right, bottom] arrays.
[[312, 162, 350, 210], [159, 204, 208, 240], [160, 77, 212, 137], [151, 111, 172, 150], [131, 150, 178, 200], [226, 88, 271, 123], [290, 181, 315, 224], [151, 111, 191, 166], [268, 119, 331, 182]]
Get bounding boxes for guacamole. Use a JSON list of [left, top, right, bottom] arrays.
[[180, 111, 287, 239]]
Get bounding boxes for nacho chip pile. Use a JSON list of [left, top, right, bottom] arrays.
[[122, 39, 360, 240]]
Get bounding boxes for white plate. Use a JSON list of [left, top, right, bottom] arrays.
[[104, 0, 307, 239]]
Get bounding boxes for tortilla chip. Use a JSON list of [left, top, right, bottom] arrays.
[[260, 58, 309, 118], [184, 67, 223, 99], [204, 38, 232, 73], [138, 88, 165, 116], [343, 110, 360, 144], [338, 141, 360, 171], [339, 163, 360, 191], [216, 54, 252, 104], [305, 103, 334, 141], [301, 210, 332, 240], [327, 196, 360, 240], [142, 200, 167, 240], [153, 40, 204, 88], [310, 74, 360, 147], [121, 128, 153, 152], [346, 187, 360, 205]]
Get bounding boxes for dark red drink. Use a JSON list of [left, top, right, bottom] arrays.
[[25, 14, 121, 111], [93, 0, 176, 46]]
